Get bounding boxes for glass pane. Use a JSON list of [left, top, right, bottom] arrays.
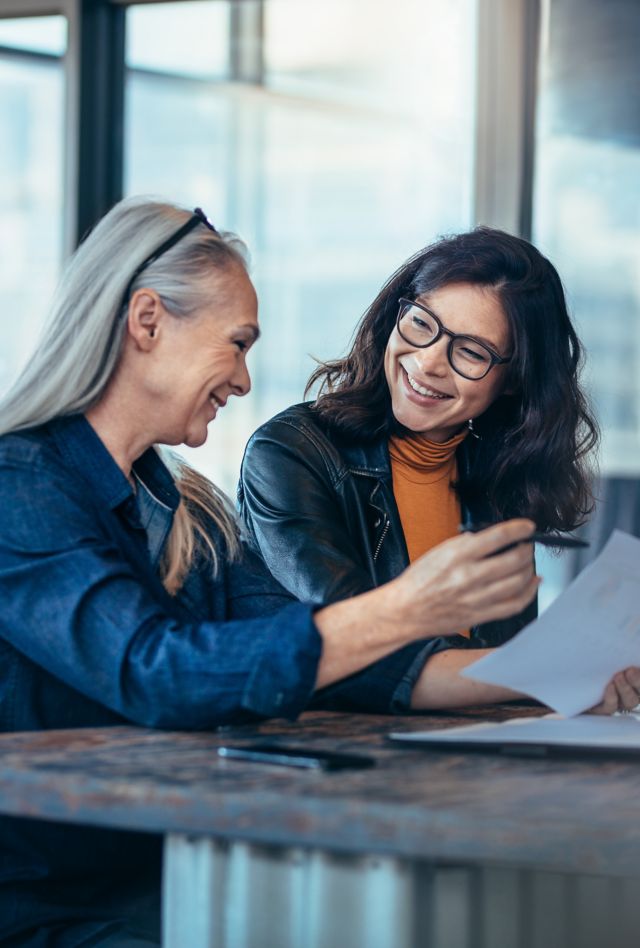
[[0, 23, 66, 397], [126, 2, 229, 79], [266, 0, 472, 121], [0, 15, 66, 55], [125, 0, 477, 494], [532, 0, 640, 608], [533, 0, 640, 477]]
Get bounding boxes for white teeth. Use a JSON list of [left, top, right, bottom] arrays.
[[209, 395, 220, 408], [406, 374, 449, 399]]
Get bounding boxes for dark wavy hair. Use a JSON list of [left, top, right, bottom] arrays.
[[306, 227, 599, 532]]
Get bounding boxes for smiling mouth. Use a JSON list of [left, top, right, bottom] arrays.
[[209, 393, 226, 410], [405, 371, 452, 400]]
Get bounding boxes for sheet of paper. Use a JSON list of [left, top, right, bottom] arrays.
[[461, 530, 640, 716], [390, 713, 640, 749]]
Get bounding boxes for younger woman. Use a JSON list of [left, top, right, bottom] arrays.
[[239, 228, 633, 709]]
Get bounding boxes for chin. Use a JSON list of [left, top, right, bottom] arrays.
[[184, 432, 209, 448]]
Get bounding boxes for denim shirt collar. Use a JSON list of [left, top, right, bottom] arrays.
[[50, 414, 180, 513]]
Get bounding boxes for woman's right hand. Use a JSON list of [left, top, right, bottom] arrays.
[[314, 519, 539, 690], [393, 519, 541, 639]]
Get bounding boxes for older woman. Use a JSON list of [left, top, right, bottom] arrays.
[[0, 200, 543, 945], [239, 227, 640, 711]]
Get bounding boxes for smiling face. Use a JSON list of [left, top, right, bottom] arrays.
[[383, 282, 511, 441], [137, 264, 259, 448]]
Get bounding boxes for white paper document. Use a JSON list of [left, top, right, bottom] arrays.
[[389, 713, 640, 751], [461, 530, 640, 716]]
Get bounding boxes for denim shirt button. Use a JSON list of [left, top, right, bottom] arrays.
[[275, 691, 284, 706]]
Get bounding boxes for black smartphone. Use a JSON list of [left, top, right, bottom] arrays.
[[217, 742, 376, 771]]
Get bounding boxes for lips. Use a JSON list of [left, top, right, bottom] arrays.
[[209, 392, 227, 410]]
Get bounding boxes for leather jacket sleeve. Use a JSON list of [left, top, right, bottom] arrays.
[[239, 416, 378, 605], [238, 415, 473, 714]]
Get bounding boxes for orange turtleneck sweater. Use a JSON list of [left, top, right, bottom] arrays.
[[388, 428, 468, 563], [388, 427, 469, 636]]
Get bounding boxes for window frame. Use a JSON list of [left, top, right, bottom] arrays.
[[0, 0, 541, 251]]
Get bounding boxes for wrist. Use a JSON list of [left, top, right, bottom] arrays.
[[388, 571, 439, 641]]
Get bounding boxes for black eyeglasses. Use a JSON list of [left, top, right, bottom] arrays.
[[396, 297, 511, 381], [120, 207, 218, 313]]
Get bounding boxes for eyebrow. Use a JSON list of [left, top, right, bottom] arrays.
[[238, 324, 261, 342], [462, 329, 502, 352]]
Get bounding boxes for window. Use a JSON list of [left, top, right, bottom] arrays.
[[532, 0, 640, 603], [533, 0, 640, 478], [0, 16, 66, 396], [124, 0, 478, 492]]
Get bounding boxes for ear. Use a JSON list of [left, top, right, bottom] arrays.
[[126, 289, 165, 352]]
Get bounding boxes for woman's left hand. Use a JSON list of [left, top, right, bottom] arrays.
[[589, 667, 640, 715]]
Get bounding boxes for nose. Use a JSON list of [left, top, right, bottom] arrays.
[[230, 354, 251, 397], [412, 336, 450, 377]]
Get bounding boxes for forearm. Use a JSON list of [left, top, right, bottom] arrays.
[[313, 539, 534, 694], [410, 648, 525, 709], [313, 583, 415, 689], [307, 519, 541, 694]]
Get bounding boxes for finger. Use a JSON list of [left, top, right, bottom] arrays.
[[467, 575, 541, 625], [462, 566, 538, 613], [467, 542, 536, 587], [458, 576, 541, 625], [462, 519, 536, 560], [408, 533, 531, 591], [613, 672, 640, 711], [591, 681, 619, 716], [448, 547, 536, 604], [622, 667, 640, 694]]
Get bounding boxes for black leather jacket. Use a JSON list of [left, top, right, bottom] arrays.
[[239, 403, 537, 656]]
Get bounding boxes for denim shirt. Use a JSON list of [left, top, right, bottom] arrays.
[[0, 414, 325, 944]]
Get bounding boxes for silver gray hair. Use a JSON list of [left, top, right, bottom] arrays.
[[0, 195, 249, 434], [0, 196, 249, 589]]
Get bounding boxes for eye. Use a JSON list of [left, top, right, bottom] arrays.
[[234, 339, 248, 353], [411, 314, 430, 330], [457, 344, 491, 363], [409, 313, 437, 336]]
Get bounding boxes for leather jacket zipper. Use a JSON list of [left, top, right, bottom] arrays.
[[373, 516, 390, 562]]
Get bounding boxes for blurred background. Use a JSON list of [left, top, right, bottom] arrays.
[[0, 0, 638, 605]]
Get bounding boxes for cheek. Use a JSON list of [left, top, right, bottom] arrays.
[[466, 375, 505, 412], [208, 351, 238, 385], [383, 339, 398, 392]]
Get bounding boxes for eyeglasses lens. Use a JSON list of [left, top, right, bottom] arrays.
[[398, 303, 492, 380], [450, 338, 493, 379], [399, 305, 439, 346]]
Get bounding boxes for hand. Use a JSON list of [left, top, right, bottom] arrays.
[[589, 667, 640, 715], [394, 519, 540, 640]]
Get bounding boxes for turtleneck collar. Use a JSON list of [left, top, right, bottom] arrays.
[[388, 427, 468, 473]]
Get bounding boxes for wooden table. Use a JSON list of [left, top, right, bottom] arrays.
[[2, 707, 640, 948]]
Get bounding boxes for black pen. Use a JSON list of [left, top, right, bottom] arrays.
[[460, 522, 589, 549]]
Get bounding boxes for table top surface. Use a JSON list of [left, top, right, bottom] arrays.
[[1, 706, 640, 877]]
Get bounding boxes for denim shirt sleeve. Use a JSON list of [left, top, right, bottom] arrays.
[[0, 456, 321, 728]]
